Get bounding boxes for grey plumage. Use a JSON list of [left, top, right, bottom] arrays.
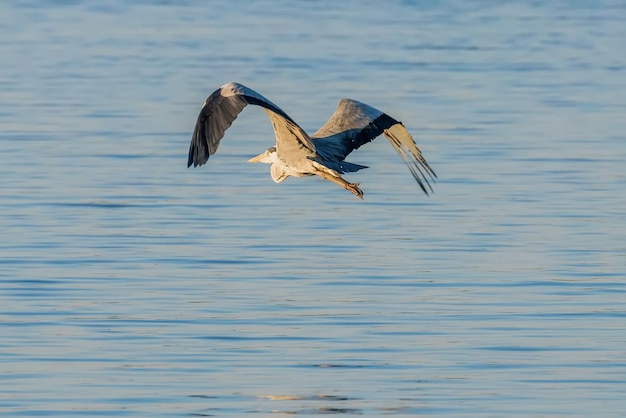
[[188, 82, 436, 199]]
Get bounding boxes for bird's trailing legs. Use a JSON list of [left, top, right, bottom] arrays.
[[315, 170, 364, 199]]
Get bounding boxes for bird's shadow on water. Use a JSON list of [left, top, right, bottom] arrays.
[[187, 364, 392, 416], [188, 393, 365, 416]]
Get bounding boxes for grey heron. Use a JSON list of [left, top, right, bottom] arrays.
[[187, 82, 436, 199]]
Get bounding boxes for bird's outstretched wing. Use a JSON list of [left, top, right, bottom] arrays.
[[311, 99, 437, 195], [188, 82, 314, 167]]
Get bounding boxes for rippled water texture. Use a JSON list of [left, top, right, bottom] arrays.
[[1, 1, 625, 416]]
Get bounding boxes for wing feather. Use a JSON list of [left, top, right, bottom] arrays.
[[187, 82, 313, 167], [312, 99, 437, 194]]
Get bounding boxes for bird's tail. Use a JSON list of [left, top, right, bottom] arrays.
[[309, 157, 368, 174], [338, 161, 368, 173]]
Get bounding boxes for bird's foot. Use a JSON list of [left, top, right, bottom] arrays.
[[347, 183, 364, 200]]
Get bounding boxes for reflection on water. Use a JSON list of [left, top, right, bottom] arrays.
[[1, 0, 625, 417]]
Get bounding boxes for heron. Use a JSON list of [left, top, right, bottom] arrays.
[[187, 82, 436, 199]]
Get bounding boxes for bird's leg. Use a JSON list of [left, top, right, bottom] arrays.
[[315, 170, 364, 199], [346, 182, 364, 199]]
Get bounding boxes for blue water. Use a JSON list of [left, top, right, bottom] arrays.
[[1, 1, 625, 416]]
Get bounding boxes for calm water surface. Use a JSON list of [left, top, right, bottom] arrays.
[[1, 1, 625, 416]]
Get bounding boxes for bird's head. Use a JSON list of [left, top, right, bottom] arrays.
[[247, 146, 276, 164]]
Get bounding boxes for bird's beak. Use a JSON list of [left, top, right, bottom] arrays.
[[247, 153, 265, 163]]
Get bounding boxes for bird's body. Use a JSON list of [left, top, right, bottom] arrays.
[[188, 82, 436, 199]]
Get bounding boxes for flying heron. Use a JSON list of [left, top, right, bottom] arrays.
[[187, 82, 436, 199]]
